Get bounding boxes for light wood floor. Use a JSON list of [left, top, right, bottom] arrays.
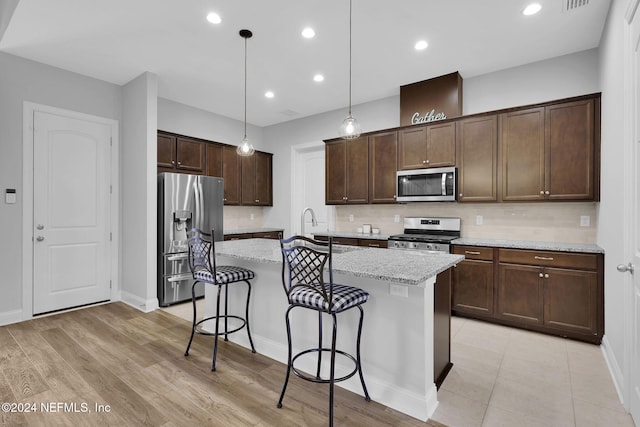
[[0, 302, 444, 427]]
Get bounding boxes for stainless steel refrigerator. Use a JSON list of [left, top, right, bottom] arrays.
[[157, 172, 224, 306]]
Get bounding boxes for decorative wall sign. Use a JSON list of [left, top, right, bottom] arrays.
[[400, 71, 463, 126]]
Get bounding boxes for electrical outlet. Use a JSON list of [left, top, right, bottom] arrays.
[[349, 214, 354, 222], [476, 215, 483, 225], [580, 215, 590, 227], [250, 213, 255, 220], [394, 214, 400, 223], [390, 284, 408, 298]]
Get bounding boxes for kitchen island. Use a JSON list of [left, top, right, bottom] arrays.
[[205, 238, 463, 421]]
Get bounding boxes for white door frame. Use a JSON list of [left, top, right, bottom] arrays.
[[624, 0, 640, 417], [290, 140, 333, 235], [22, 102, 120, 321]]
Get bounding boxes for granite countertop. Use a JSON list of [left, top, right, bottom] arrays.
[[216, 238, 463, 286], [313, 231, 391, 241], [452, 237, 604, 254], [224, 227, 284, 235]]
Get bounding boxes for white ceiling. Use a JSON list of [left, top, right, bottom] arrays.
[[0, 0, 611, 127]]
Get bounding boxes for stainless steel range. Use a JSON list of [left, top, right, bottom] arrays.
[[387, 217, 461, 253]]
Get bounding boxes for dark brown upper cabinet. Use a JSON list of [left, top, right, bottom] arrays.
[[369, 131, 398, 203], [222, 145, 241, 205], [397, 122, 456, 170], [157, 133, 205, 174], [325, 137, 369, 205], [456, 115, 498, 202], [242, 151, 273, 206], [500, 98, 597, 202]]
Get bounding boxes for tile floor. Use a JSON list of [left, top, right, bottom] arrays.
[[163, 302, 635, 427], [432, 316, 635, 427]]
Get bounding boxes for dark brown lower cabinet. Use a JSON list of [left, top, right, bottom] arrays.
[[452, 245, 603, 344], [224, 230, 283, 241], [434, 268, 452, 389]]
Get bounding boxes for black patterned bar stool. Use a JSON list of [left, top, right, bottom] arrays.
[[277, 235, 370, 426], [184, 228, 256, 371]]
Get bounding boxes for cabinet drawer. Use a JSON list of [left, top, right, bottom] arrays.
[[224, 233, 253, 241], [498, 248, 598, 270], [314, 235, 359, 246], [358, 238, 386, 248], [452, 245, 494, 261], [252, 231, 282, 240]]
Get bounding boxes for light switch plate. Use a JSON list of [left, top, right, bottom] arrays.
[[349, 214, 354, 222], [476, 215, 483, 225], [580, 215, 590, 227], [394, 214, 400, 223], [5, 189, 16, 204]]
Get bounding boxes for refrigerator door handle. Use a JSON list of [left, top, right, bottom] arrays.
[[194, 179, 202, 231]]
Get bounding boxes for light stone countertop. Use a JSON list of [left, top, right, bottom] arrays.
[[313, 231, 391, 241], [215, 238, 464, 286], [452, 237, 604, 254], [224, 227, 284, 235]]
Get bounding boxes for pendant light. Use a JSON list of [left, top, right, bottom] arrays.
[[339, 0, 361, 139], [237, 29, 255, 156]]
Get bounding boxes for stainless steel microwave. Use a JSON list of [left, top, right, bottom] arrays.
[[396, 167, 457, 202]]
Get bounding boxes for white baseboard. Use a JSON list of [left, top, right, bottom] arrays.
[[0, 309, 23, 327], [601, 335, 627, 408], [227, 333, 435, 422], [120, 291, 159, 313]]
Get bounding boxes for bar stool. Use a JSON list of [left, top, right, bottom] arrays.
[[184, 228, 256, 371], [277, 235, 370, 426]]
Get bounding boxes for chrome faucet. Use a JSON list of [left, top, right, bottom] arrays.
[[301, 207, 318, 236]]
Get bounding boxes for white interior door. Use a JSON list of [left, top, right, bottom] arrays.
[[292, 143, 329, 236], [32, 111, 112, 314], [628, 1, 640, 423]]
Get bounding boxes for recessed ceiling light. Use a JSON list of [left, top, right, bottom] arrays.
[[302, 27, 315, 39], [313, 74, 324, 82], [415, 40, 428, 51], [206, 12, 222, 24], [522, 3, 542, 16], [265, 91, 275, 98]]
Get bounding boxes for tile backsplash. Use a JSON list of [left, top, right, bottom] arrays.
[[223, 206, 264, 231], [332, 202, 598, 244]]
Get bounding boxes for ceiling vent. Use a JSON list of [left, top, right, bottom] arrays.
[[563, 0, 590, 12], [279, 109, 299, 117]]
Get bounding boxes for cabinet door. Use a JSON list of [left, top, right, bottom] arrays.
[[369, 131, 398, 203], [457, 115, 498, 202], [255, 152, 272, 206], [157, 134, 176, 170], [206, 143, 223, 177], [497, 263, 544, 325], [500, 107, 545, 201], [176, 137, 205, 172], [398, 126, 427, 170], [453, 259, 494, 316], [546, 99, 594, 200], [426, 122, 456, 167], [345, 136, 369, 203], [241, 155, 257, 205], [325, 141, 347, 204], [543, 267, 598, 335], [222, 146, 241, 205]]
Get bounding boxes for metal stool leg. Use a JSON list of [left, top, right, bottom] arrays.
[[316, 311, 323, 379], [211, 284, 223, 372], [277, 306, 295, 408], [356, 305, 371, 401], [223, 284, 229, 341], [184, 281, 199, 357], [244, 280, 256, 353], [329, 313, 338, 427]]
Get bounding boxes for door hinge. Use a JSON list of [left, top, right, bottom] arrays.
[[110, 137, 113, 147], [110, 280, 112, 289], [110, 184, 112, 194], [110, 232, 112, 241]]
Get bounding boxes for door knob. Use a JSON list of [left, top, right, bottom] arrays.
[[36, 236, 45, 242], [617, 263, 635, 274], [36, 224, 44, 230]]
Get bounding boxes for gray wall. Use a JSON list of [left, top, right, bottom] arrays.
[[596, 0, 628, 403], [0, 52, 121, 323]]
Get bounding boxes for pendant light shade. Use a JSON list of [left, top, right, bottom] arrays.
[[340, 0, 360, 139], [237, 29, 255, 156]]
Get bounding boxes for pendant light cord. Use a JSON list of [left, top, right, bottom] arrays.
[[244, 36, 248, 139], [348, 0, 353, 116]]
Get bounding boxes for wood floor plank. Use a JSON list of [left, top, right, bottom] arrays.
[[0, 302, 442, 426], [40, 328, 165, 426], [0, 329, 49, 400]]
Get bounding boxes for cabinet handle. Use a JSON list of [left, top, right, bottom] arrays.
[[545, 273, 549, 278], [534, 256, 554, 261], [539, 273, 544, 278], [539, 190, 544, 195], [459, 193, 463, 197], [465, 251, 481, 255], [255, 199, 259, 203], [368, 243, 381, 247], [178, 161, 182, 166], [545, 191, 550, 195]]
